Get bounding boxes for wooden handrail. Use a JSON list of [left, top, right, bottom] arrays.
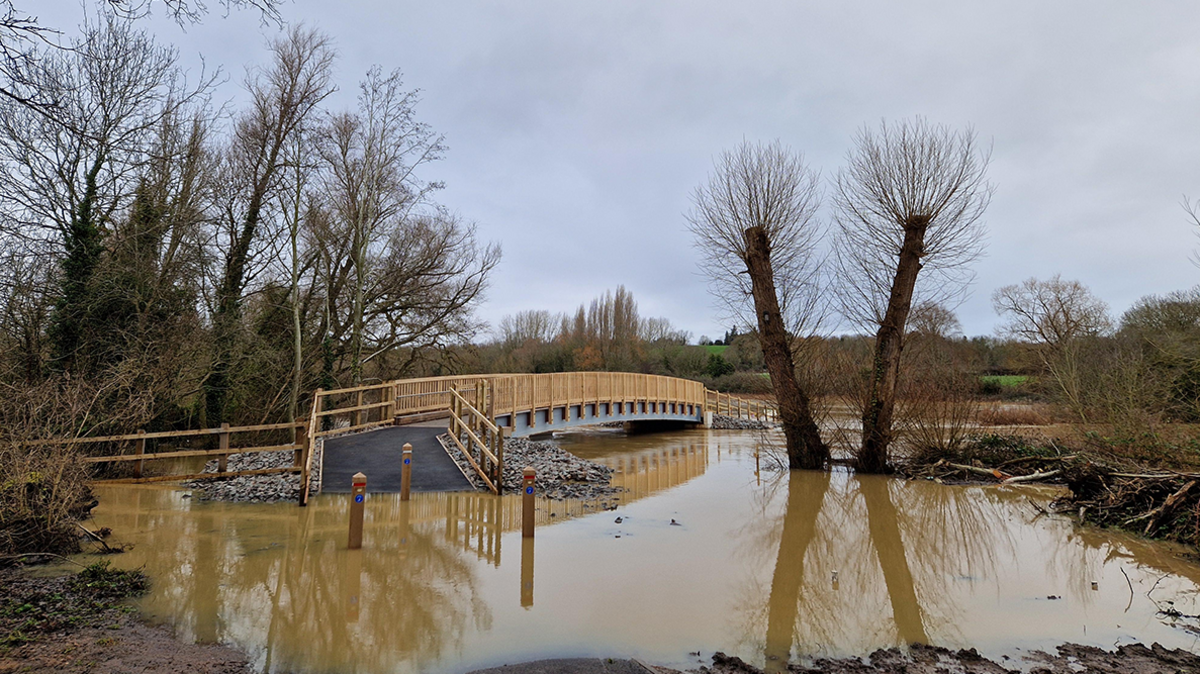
[[81, 443, 301, 464], [314, 399, 393, 417], [312, 381, 393, 396], [25, 420, 303, 446], [449, 388, 500, 435]]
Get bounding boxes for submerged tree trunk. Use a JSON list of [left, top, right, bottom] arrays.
[[743, 226, 828, 469], [859, 216, 928, 474]]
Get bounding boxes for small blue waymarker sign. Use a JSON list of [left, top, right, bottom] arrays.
[[404, 458, 410, 464], [525, 486, 534, 495], [355, 494, 364, 503]]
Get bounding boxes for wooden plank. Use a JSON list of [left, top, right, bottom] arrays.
[[27, 421, 303, 446], [450, 389, 500, 434], [314, 381, 393, 396], [448, 431, 498, 494], [314, 399, 394, 417], [81, 443, 301, 463], [394, 410, 451, 425], [312, 417, 394, 438]]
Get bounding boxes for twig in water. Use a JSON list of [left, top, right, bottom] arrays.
[[1120, 566, 1134, 613]]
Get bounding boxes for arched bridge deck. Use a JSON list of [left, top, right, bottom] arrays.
[[303, 372, 775, 500]]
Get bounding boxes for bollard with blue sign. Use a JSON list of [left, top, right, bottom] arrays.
[[400, 443, 413, 501], [522, 467, 535, 538], [348, 472, 366, 550]]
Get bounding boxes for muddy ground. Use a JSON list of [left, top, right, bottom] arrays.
[[677, 644, 1200, 674], [0, 564, 251, 673]]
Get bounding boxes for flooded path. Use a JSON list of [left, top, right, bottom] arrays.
[[83, 429, 1200, 673]]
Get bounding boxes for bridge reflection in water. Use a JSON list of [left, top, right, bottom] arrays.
[[83, 431, 1200, 674]]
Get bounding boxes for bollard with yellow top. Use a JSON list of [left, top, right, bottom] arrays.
[[348, 472, 366, 550]]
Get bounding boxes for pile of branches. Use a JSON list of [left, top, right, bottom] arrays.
[[903, 435, 1200, 548], [902, 434, 1075, 485], [1062, 464, 1200, 547], [914, 455, 1073, 485]]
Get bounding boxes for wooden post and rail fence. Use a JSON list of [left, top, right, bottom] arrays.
[[28, 420, 310, 490], [27, 372, 776, 507]]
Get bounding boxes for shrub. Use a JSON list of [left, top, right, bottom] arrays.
[[704, 353, 735, 378]]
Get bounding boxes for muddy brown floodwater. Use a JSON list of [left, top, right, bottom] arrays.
[[77, 429, 1200, 673]]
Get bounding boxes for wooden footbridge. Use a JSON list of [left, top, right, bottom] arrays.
[[66, 372, 775, 506]]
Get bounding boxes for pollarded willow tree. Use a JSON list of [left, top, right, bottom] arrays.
[[687, 140, 828, 469], [834, 117, 992, 473]]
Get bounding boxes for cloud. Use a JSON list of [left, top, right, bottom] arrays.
[[37, 0, 1200, 337]]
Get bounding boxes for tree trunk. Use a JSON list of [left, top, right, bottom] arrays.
[[859, 216, 928, 473], [743, 226, 828, 469]]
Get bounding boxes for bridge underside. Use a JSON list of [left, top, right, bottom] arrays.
[[494, 401, 704, 438]]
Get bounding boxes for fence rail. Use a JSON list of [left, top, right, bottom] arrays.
[[55, 420, 309, 493]]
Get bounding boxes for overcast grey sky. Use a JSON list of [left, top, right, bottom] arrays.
[[42, 1, 1200, 339]]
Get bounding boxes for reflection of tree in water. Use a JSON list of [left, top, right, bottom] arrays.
[[730, 472, 1027, 670], [95, 489, 496, 673]]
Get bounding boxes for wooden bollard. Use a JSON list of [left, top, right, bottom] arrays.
[[522, 467, 535, 538], [134, 429, 146, 478], [218, 422, 229, 473], [401, 443, 413, 501], [348, 472, 366, 550]]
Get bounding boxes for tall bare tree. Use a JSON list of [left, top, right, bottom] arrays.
[[203, 26, 334, 425], [833, 117, 991, 473], [0, 14, 210, 374], [992, 275, 1111, 421], [0, 1, 280, 116], [317, 67, 445, 383], [687, 140, 828, 469]]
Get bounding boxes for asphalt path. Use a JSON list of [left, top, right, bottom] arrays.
[[321, 424, 472, 493]]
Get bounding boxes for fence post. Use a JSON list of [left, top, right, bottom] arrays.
[[496, 427, 506, 496], [294, 419, 307, 466], [401, 443, 413, 501], [134, 429, 146, 478], [349, 472, 367, 549], [314, 388, 325, 432], [218, 422, 230, 473], [522, 467, 535, 538], [354, 390, 363, 427]]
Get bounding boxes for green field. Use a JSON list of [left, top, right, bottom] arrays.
[[701, 344, 728, 354], [980, 375, 1028, 388]]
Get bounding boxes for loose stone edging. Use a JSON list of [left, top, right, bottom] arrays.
[[441, 434, 625, 501], [183, 440, 322, 503], [709, 414, 774, 431]]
